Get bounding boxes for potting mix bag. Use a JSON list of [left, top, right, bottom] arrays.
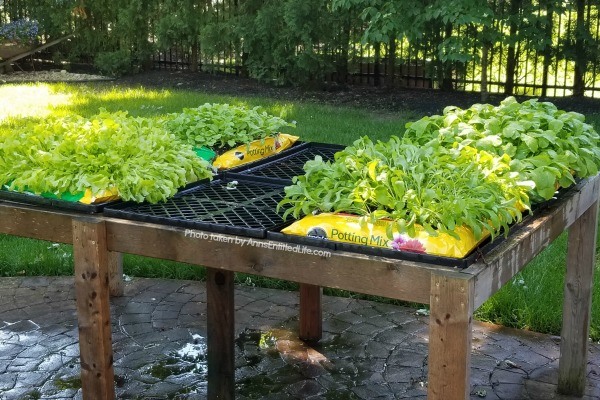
[[37, 187, 119, 204], [281, 213, 489, 258], [2, 182, 120, 204], [212, 133, 299, 170]]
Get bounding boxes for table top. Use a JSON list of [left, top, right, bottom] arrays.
[[1, 174, 599, 308]]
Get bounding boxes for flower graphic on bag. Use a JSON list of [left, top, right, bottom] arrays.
[[391, 236, 426, 254]]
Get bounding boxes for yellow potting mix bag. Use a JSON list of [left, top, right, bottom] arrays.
[[281, 213, 490, 258], [79, 188, 121, 204], [40, 187, 120, 204], [3, 182, 121, 205], [212, 133, 299, 170]]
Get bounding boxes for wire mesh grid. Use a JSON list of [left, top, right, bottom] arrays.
[[237, 145, 342, 182], [104, 178, 289, 237]]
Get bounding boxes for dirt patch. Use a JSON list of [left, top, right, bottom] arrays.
[[0, 69, 112, 83], [115, 70, 600, 116]]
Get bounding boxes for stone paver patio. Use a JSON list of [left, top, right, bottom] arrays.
[[0, 276, 598, 399]]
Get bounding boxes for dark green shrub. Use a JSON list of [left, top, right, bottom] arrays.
[[94, 50, 132, 77]]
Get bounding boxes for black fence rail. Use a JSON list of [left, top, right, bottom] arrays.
[[2, 0, 600, 98], [148, 1, 600, 98]]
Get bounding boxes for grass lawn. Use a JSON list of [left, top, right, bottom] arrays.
[[1, 81, 600, 341]]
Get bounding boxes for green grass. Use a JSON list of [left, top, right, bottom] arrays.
[[0, 82, 413, 145], [1, 81, 600, 340], [474, 228, 600, 340]]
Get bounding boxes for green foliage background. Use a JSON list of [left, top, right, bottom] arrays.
[[1, 1, 599, 92]]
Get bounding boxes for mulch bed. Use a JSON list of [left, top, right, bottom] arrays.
[[116, 70, 600, 116]]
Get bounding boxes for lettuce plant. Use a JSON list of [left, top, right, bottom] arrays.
[[0, 110, 213, 203], [165, 103, 295, 149], [280, 136, 530, 240], [402, 97, 600, 201]]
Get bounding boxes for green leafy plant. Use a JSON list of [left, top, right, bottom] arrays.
[[0, 110, 213, 203], [94, 50, 133, 77], [402, 97, 600, 202], [165, 103, 295, 149], [280, 136, 530, 240]]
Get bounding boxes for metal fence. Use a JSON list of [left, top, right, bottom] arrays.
[[149, 1, 600, 98], [3, 0, 600, 98]]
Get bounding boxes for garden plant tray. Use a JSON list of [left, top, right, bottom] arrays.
[[0, 189, 116, 213], [103, 176, 290, 238], [227, 142, 345, 184]]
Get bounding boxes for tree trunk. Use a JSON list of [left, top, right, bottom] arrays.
[[573, 0, 587, 97], [481, 43, 489, 102], [505, 0, 523, 95], [374, 42, 381, 87], [190, 40, 199, 72], [386, 33, 397, 89], [337, 20, 351, 84], [441, 23, 454, 91], [541, 1, 554, 97]]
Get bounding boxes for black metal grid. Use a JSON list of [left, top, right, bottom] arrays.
[[230, 143, 344, 184], [104, 177, 289, 237]]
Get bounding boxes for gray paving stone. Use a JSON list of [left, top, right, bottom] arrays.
[[0, 387, 39, 399], [0, 343, 24, 360], [1, 276, 599, 400], [0, 372, 17, 390]]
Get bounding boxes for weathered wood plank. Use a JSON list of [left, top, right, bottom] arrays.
[[0, 34, 74, 67], [72, 218, 115, 400], [207, 268, 235, 400], [428, 272, 474, 400], [0, 203, 74, 243], [468, 175, 600, 309], [105, 219, 449, 304], [299, 284, 322, 342], [558, 200, 598, 396], [108, 252, 124, 297]]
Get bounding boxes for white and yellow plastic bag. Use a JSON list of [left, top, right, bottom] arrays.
[[281, 213, 489, 258], [213, 133, 299, 170]]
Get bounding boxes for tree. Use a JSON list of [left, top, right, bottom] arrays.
[[333, 0, 494, 90], [156, 0, 206, 72]]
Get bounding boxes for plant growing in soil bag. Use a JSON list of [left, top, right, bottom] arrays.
[[280, 136, 531, 242], [0, 109, 212, 203], [165, 103, 298, 169], [165, 103, 295, 150], [402, 97, 600, 202]]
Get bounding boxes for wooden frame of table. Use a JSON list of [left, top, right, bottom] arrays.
[[1, 175, 598, 399]]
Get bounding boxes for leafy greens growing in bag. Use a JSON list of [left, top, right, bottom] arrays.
[[279, 136, 531, 241], [165, 103, 296, 150], [0, 110, 213, 203], [402, 97, 600, 202]]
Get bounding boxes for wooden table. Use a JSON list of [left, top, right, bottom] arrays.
[[1, 175, 598, 399]]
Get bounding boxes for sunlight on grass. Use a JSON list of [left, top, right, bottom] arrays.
[[65, 86, 176, 116], [93, 87, 172, 106], [0, 84, 72, 122]]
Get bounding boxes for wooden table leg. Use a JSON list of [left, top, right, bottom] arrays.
[[108, 251, 124, 297], [207, 268, 235, 400], [558, 200, 598, 396], [73, 218, 115, 400], [299, 283, 322, 342], [428, 273, 474, 400]]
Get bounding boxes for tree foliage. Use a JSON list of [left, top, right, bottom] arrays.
[[3, 0, 600, 93]]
